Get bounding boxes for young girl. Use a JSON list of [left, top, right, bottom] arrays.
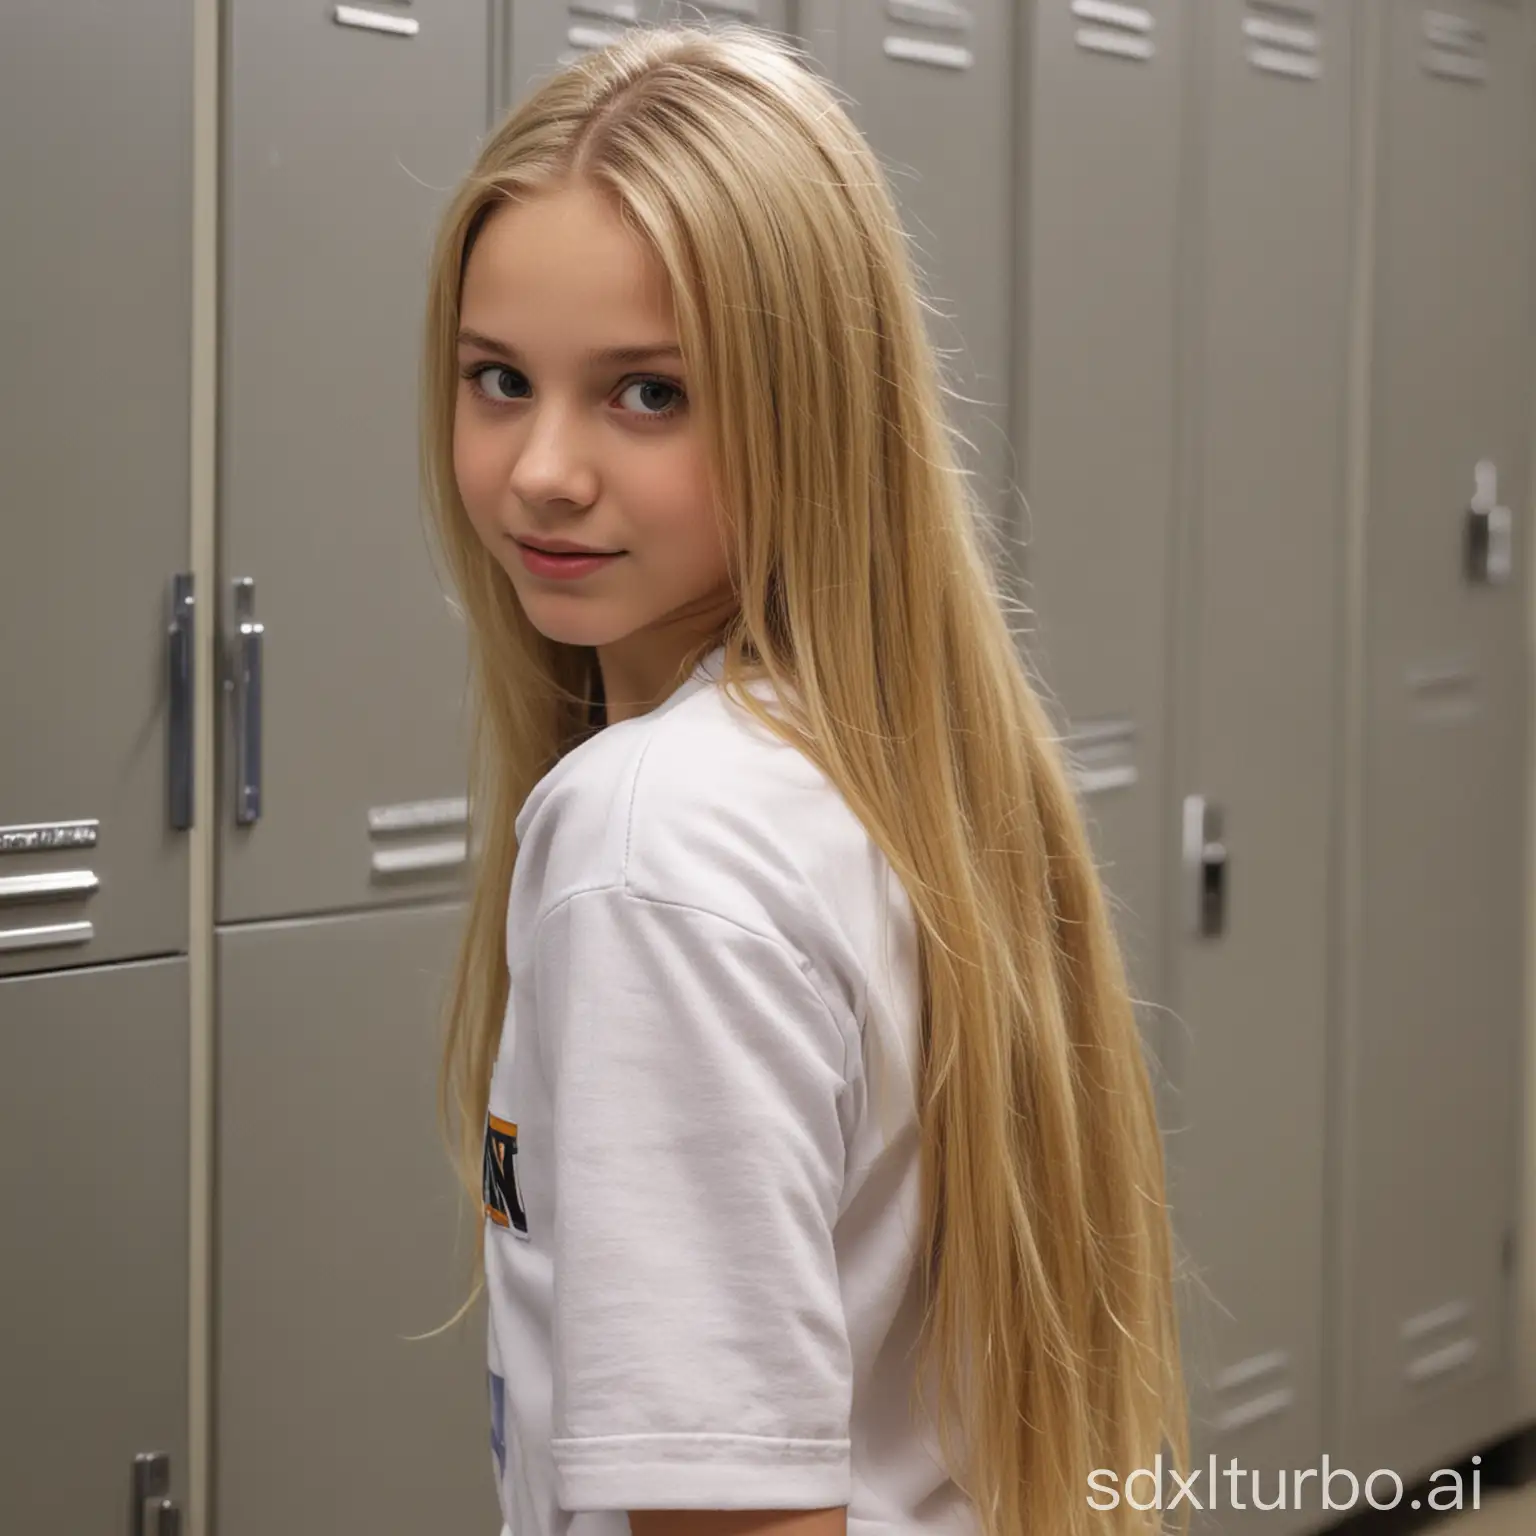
[[423, 23, 1188, 1536]]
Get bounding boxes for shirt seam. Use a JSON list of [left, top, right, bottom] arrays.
[[531, 883, 862, 1092]]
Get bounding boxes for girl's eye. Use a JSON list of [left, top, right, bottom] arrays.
[[458, 363, 684, 419], [617, 377, 685, 419], [461, 363, 528, 404]]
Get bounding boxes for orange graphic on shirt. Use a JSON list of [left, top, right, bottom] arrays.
[[482, 1113, 527, 1235]]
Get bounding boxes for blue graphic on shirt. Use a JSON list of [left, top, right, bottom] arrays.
[[489, 1370, 507, 1480]]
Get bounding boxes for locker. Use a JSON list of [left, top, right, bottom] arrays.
[[0, 960, 190, 1528], [1340, 0, 1534, 1477], [215, 905, 494, 1536], [0, 0, 193, 977], [219, 0, 487, 925], [798, 0, 1014, 543], [1168, 1, 1353, 1523], [1016, 0, 1186, 1019]]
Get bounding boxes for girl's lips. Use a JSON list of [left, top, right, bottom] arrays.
[[516, 542, 625, 581], [517, 539, 622, 556]]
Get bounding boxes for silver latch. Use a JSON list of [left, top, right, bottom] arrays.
[[1465, 459, 1512, 584], [1183, 795, 1228, 939]]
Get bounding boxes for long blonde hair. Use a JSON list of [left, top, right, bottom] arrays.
[[422, 23, 1189, 1536]]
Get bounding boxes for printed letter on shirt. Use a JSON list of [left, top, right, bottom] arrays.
[[483, 1114, 528, 1237]]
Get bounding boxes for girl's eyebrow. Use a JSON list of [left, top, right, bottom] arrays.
[[455, 329, 683, 367]]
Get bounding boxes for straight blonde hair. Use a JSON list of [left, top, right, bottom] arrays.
[[421, 23, 1190, 1536]]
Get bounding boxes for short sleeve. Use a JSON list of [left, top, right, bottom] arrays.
[[534, 883, 856, 1513]]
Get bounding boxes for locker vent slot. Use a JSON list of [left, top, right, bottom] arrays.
[[332, 5, 420, 39], [886, 0, 973, 30], [1406, 1337, 1479, 1382], [882, 34, 975, 71], [1071, 1, 1155, 63], [1244, 4, 1321, 80], [563, 2, 638, 63], [1072, 0, 1152, 30], [1424, 9, 1485, 50], [1211, 1349, 1295, 1433], [0, 920, 94, 955], [1406, 661, 1479, 724], [0, 870, 99, 904], [1064, 718, 1137, 797], [0, 819, 99, 855], [685, 0, 762, 15], [367, 796, 469, 835], [1400, 1297, 1471, 1339], [569, 1, 638, 19], [565, 24, 627, 57], [371, 838, 469, 878], [1423, 10, 1490, 84], [1400, 1298, 1479, 1384], [369, 797, 469, 879]]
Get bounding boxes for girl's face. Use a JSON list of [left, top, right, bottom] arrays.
[[453, 180, 735, 680]]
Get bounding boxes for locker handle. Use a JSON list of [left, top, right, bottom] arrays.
[[233, 578, 264, 826], [1183, 795, 1227, 939], [168, 574, 195, 830]]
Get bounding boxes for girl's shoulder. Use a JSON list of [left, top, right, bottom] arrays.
[[514, 674, 909, 1013]]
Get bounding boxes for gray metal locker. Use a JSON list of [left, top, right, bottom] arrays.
[[798, 0, 1014, 541], [220, 0, 486, 926], [215, 905, 494, 1536], [0, 0, 194, 977], [1, 960, 190, 1530], [1340, 0, 1534, 1478], [218, 5, 499, 1531], [1016, 0, 1186, 1022], [0, 0, 196, 1527], [1168, 2, 1353, 1524]]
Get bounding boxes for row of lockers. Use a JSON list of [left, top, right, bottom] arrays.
[[2, 2, 1533, 1534]]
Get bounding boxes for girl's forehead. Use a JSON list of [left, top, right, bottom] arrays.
[[462, 185, 675, 333]]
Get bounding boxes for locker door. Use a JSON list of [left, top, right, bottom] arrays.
[[220, 0, 487, 925], [1, 960, 190, 1529], [1018, 0, 1185, 1014], [798, 0, 1014, 539], [216, 905, 494, 1536], [1343, 0, 1534, 1476], [1169, 1, 1351, 1517], [0, 0, 191, 976]]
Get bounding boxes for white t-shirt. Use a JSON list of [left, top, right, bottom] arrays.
[[483, 645, 977, 1536]]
